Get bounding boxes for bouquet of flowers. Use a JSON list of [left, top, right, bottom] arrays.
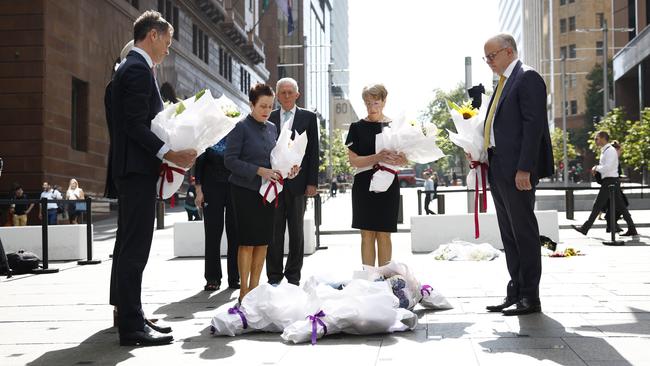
[[259, 116, 308, 206], [151, 89, 241, 199], [446, 96, 490, 238], [370, 119, 445, 192]]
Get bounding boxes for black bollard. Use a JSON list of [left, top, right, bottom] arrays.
[[32, 198, 59, 274], [565, 189, 574, 220], [417, 190, 422, 215], [78, 197, 101, 265], [156, 199, 165, 229], [437, 194, 445, 214], [603, 184, 624, 246], [314, 194, 327, 250]]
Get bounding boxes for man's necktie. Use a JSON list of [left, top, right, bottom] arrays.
[[483, 75, 507, 150], [282, 110, 292, 129]]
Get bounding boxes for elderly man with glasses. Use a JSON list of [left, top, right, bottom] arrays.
[[480, 34, 554, 316]]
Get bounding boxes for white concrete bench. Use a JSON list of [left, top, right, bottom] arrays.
[[0, 224, 91, 260], [410, 210, 559, 253], [173, 217, 317, 257]]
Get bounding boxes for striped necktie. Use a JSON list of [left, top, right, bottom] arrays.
[[483, 75, 507, 150]]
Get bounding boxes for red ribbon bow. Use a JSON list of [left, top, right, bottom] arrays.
[[372, 164, 398, 175], [262, 177, 284, 208], [158, 163, 186, 208], [469, 161, 488, 239]]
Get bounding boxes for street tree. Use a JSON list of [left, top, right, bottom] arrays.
[[580, 61, 613, 150], [622, 108, 650, 171], [551, 127, 577, 169], [588, 107, 632, 155], [319, 126, 353, 178]]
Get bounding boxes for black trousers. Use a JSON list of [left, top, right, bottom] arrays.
[[488, 154, 542, 299], [583, 178, 636, 231], [112, 174, 158, 334], [203, 182, 238, 285], [424, 193, 437, 215], [267, 190, 306, 285]]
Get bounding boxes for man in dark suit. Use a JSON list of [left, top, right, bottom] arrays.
[[481, 34, 554, 316], [109, 11, 196, 346], [266, 78, 319, 286]]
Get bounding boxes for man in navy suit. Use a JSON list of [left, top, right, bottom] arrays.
[[266, 78, 319, 286], [109, 11, 196, 346], [481, 34, 554, 316]]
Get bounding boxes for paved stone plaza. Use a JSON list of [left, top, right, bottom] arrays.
[[1, 189, 649, 365]]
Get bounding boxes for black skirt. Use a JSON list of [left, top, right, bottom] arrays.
[[230, 184, 275, 246], [351, 170, 399, 232]]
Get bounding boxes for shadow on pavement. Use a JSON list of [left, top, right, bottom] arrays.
[[479, 313, 634, 365], [153, 288, 237, 322], [26, 328, 133, 366]]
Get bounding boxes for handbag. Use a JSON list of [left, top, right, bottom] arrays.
[[75, 201, 87, 212]]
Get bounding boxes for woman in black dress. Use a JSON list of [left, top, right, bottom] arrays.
[[345, 84, 407, 267], [225, 83, 299, 302]]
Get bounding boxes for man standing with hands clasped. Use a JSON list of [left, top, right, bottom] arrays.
[[266, 78, 319, 286], [110, 11, 196, 346], [481, 34, 554, 316]]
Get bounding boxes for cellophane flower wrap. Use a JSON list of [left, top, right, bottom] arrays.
[[259, 115, 308, 205], [370, 119, 445, 192], [151, 89, 240, 199]]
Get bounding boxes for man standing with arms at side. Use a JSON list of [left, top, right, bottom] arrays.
[[267, 78, 319, 286], [482, 34, 554, 316], [110, 11, 196, 346], [572, 131, 638, 238]]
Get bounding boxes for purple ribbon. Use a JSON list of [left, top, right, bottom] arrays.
[[307, 310, 327, 345], [420, 285, 433, 297], [228, 305, 248, 329]]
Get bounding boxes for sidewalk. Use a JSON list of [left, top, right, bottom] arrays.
[[0, 197, 649, 365]]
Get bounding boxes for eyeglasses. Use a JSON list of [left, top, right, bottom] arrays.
[[483, 48, 508, 62], [364, 101, 383, 108]]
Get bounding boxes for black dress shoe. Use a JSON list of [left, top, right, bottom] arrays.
[[621, 230, 639, 237], [119, 326, 174, 347], [486, 297, 518, 312], [502, 297, 542, 316], [228, 282, 241, 289], [571, 225, 588, 236], [145, 318, 172, 334]]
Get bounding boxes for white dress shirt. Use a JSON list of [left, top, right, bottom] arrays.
[[595, 143, 619, 178], [131, 47, 169, 160], [280, 105, 297, 131], [490, 58, 519, 147]]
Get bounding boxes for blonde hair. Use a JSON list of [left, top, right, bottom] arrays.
[[68, 178, 79, 191], [362, 83, 388, 102]]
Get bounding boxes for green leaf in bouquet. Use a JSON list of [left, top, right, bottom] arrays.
[[174, 101, 186, 116], [194, 88, 207, 101], [446, 100, 461, 112], [226, 110, 241, 118]]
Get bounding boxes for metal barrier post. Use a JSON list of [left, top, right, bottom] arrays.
[[78, 197, 101, 265], [565, 189, 574, 220], [156, 199, 165, 229], [32, 198, 58, 274], [479, 193, 487, 213], [314, 194, 326, 250], [437, 194, 445, 214], [417, 190, 422, 215], [397, 194, 403, 224], [603, 184, 624, 246]]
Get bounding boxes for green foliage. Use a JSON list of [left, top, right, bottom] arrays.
[[588, 108, 632, 155], [582, 61, 613, 150], [550, 127, 577, 168], [319, 126, 353, 177], [622, 108, 650, 171], [420, 83, 468, 176]]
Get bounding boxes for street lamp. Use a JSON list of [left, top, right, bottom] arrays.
[[576, 20, 634, 117]]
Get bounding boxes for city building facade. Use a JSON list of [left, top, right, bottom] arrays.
[[0, 0, 269, 195]]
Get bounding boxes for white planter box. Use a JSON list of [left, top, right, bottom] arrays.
[[410, 210, 559, 252], [0, 224, 91, 260], [173, 217, 316, 257]]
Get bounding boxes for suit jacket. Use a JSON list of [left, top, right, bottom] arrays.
[[269, 107, 319, 196], [110, 50, 165, 179], [103, 81, 118, 198], [487, 61, 554, 179]]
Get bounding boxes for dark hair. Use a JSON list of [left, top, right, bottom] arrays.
[[596, 130, 609, 141], [13, 183, 22, 191], [160, 82, 179, 103], [611, 140, 621, 149], [248, 83, 274, 105], [133, 10, 172, 43]]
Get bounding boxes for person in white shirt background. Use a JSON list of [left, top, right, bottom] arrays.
[[39, 181, 62, 225], [66, 178, 85, 224], [572, 131, 638, 238]]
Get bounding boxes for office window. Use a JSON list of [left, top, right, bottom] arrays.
[[597, 12, 605, 27], [249, 0, 253, 11], [596, 41, 604, 56], [568, 16, 576, 31], [569, 44, 576, 58], [158, 1, 179, 40], [71, 78, 89, 152], [568, 0, 575, 3], [240, 66, 251, 94], [570, 100, 578, 115], [227, 55, 232, 82], [219, 48, 224, 76], [192, 24, 208, 64], [125, 0, 139, 9], [560, 18, 567, 33], [560, 46, 567, 58], [569, 74, 577, 88], [560, 0, 566, 5]]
